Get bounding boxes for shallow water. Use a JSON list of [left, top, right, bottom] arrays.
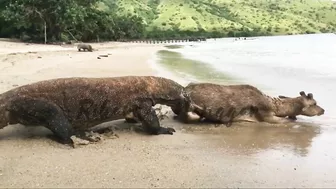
[[154, 33, 336, 187]]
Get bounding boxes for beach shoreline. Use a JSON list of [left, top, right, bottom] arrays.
[[0, 39, 335, 188]]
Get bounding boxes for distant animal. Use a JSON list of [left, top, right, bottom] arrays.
[[77, 43, 93, 52], [175, 83, 325, 126], [0, 76, 193, 146]]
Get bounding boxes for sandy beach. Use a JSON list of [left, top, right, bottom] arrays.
[[0, 39, 335, 188]]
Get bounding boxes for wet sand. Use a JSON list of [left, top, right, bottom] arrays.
[[0, 40, 335, 188]]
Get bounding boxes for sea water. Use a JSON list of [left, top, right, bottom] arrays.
[[150, 33, 336, 186], [154, 33, 336, 127]]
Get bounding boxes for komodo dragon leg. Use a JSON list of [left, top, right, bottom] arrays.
[[6, 96, 91, 146], [132, 99, 176, 135]]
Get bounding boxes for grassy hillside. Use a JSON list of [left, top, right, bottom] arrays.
[[102, 0, 336, 36]]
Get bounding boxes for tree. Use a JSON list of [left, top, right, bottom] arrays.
[[0, 0, 146, 42], [2, 0, 98, 42]]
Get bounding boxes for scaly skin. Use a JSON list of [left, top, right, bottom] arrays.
[[0, 76, 192, 145], [178, 83, 325, 126]]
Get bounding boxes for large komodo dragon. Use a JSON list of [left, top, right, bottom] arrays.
[[175, 83, 325, 126], [0, 76, 193, 145]]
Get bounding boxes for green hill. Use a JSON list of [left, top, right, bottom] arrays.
[[1, 0, 335, 42], [101, 0, 336, 36]]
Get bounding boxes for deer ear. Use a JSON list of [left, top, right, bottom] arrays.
[[278, 95, 289, 99], [300, 91, 306, 97], [307, 93, 313, 99]]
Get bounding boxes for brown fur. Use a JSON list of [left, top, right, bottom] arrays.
[[0, 76, 192, 145], [77, 44, 93, 52], [179, 83, 325, 126]]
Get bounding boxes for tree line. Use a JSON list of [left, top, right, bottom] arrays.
[[0, 0, 286, 43], [0, 0, 145, 43]]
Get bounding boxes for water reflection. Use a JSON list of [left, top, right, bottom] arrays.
[[173, 121, 321, 157]]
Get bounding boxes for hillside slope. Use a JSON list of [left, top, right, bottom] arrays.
[[102, 0, 336, 36]]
